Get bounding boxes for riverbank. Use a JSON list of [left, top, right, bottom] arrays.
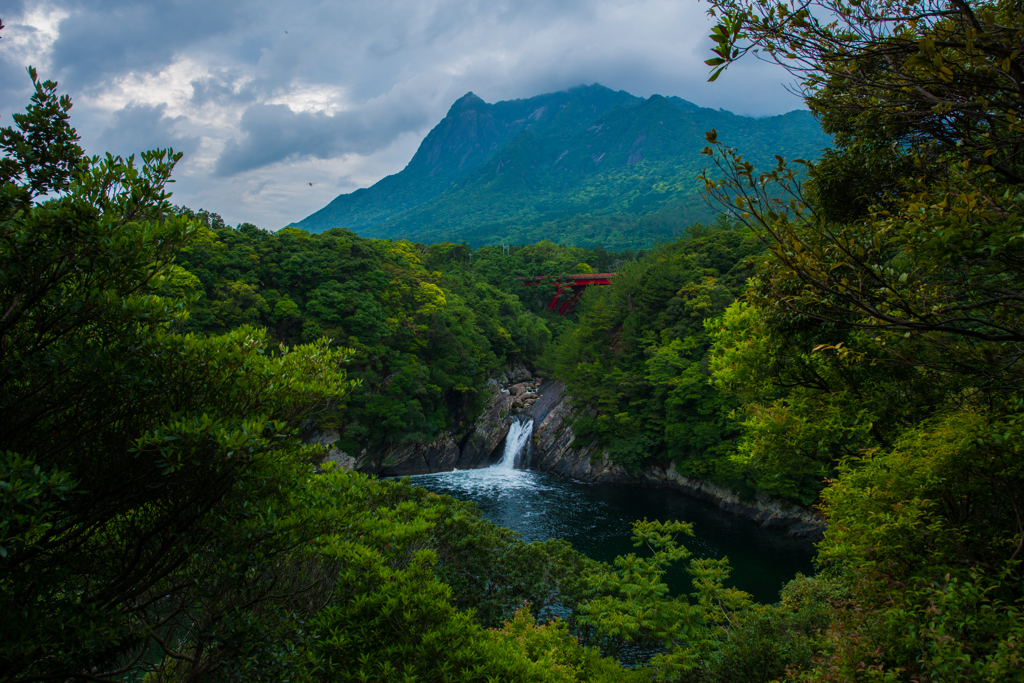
[[525, 379, 825, 541], [307, 365, 825, 541]]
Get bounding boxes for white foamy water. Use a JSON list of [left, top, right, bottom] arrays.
[[406, 414, 815, 604], [408, 417, 537, 494], [495, 417, 533, 469]]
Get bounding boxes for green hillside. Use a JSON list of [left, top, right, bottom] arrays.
[[293, 85, 831, 249], [293, 84, 642, 234]]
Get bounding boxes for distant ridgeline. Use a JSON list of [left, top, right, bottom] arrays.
[[291, 84, 831, 249]]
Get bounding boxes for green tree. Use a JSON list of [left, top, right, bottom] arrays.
[[547, 223, 763, 480], [300, 473, 643, 683], [171, 221, 566, 459], [702, 0, 1024, 678], [0, 69, 356, 681]]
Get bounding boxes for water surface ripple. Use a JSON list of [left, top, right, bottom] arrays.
[[410, 466, 816, 603]]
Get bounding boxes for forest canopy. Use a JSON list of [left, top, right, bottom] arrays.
[[169, 211, 622, 457], [0, 69, 820, 683], [695, 0, 1024, 678]]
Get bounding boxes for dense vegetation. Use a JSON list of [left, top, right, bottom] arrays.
[[547, 0, 1024, 678], [702, 0, 1024, 677], [0, 74, 829, 682], [547, 220, 772, 489], [295, 86, 830, 250], [0, 68, 356, 680], [169, 214, 621, 457], [5, 0, 1024, 679]]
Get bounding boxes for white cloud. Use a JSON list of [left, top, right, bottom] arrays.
[[2, 5, 69, 73]]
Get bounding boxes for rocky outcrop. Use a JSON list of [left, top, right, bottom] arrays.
[[306, 428, 357, 472], [306, 364, 536, 477], [456, 379, 515, 469], [355, 381, 516, 477], [501, 361, 534, 386], [509, 378, 542, 413], [526, 380, 825, 541], [356, 431, 463, 477], [630, 465, 825, 540]]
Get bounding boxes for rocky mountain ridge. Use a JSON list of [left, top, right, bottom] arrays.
[[292, 84, 831, 249], [294, 84, 641, 236]]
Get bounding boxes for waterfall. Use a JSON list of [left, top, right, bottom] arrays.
[[494, 417, 533, 470]]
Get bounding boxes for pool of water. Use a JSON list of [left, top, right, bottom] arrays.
[[409, 464, 816, 604]]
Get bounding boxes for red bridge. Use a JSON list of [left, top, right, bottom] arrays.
[[520, 273, 616, 315]]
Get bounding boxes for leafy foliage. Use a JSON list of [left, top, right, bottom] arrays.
[[303, 474, 646, 683], [25, 0, 1024, 675], [701, 0, 1024, 678], [547, 220, 765, 482], [0, 69, 357, 682], [0, 65, 652, 683], [576, 519, 842, 683], [171, 211, 638, 456]]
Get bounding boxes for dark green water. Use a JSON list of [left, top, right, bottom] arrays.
[[410, 466, 816, 603]]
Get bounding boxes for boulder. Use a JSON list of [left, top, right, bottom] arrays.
[[305, 427, 357, 472], [324, 449, 356, 471], [501, 362, 533, 385]]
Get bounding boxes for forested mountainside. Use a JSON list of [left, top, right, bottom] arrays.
[[294, 84, 642, 234], [293, 84, 830, 248], [545, 222, 770, 491]]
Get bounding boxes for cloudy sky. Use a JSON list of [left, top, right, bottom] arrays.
[[0, 0, 800, 229]]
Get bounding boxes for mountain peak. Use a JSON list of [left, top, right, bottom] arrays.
[[291, 85, 830, 246], [448, 92, 488, 116]]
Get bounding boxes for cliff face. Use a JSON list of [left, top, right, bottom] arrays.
[[307, 364, 537, 477], [526, 380, 826, 541], [309, 370, 824, 540]]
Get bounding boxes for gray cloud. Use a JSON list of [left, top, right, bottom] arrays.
[[190, 71, 257, 107], [48, 0, 251, 88], [96, 102, 199, 158], [216, 95, 430, 176], [0, 7, 51, 115], [0, 55, 30, 110]]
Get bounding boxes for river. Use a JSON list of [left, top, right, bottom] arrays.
[[409, 418, 816, 603]]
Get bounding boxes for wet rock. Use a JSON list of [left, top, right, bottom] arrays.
[[501, 361, 534, 385], [527, 379, 566, 424], [352, 433, 460, 477], [336, 378, 514, 477], [457, 380, 515, 468]]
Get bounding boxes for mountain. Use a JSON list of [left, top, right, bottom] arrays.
[[292, 84, 830, 249]]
